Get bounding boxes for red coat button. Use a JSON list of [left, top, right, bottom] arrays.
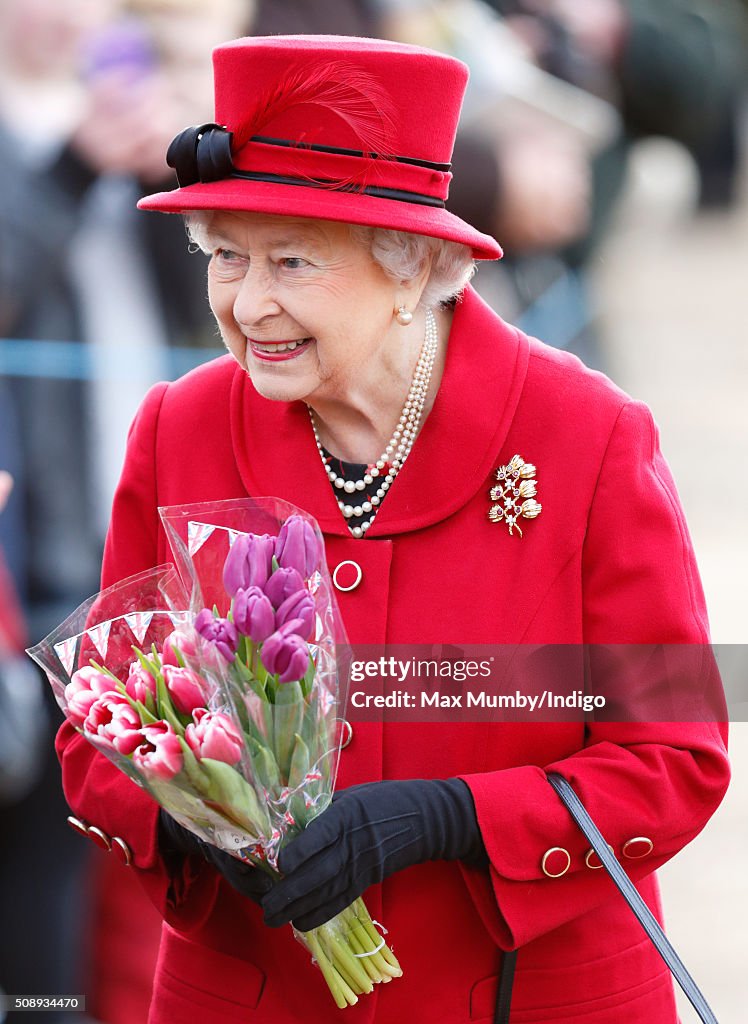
[[622, 837, 653, 859], [66, 815, 89, 838], [111, 836, 133, 866], [585, 844, 614, 870], [335, 718, 353, 749], [87, 826, 112, 851], [541, 847, 571, 878], [332, 560, 363, 592]]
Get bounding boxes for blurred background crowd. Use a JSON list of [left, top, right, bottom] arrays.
[[1, 1, 746, 1021]]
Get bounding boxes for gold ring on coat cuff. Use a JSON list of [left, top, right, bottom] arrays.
[[111, 836, 133, 866], [66, 815, 89, 838], [585, 844, 614, 869], [541, 847, 571, 878], [622, 837, 654, 859]]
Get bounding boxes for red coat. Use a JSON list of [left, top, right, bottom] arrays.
[[57, 287, 729, 1023]]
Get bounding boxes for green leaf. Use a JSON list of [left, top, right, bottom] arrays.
[[177, 736, 210, 793], [288, 790, 310, 830], [134, 647, 160, 680], [89, 659, 120, 681], [246, 736, 282, 793], [133, 697, 159, 726], [272, 682, 305, 783], [154, 671, 184, 734], [287, 732, 310, 792], [233, 657, 255, 685], [301, 654, 316, 698], [200, 758, 271, 834]]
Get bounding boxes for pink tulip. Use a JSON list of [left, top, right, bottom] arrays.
[[162, 665, 208, 715], [125, 661, 157, 705], [132, 722, 183, 780], [83, 692, 144, 755], [64, 666, 119, 727], [161, 628, 198, 667], [185, 709, 243, 765]]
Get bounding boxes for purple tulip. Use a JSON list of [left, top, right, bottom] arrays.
[[275, 515, 322, 577], [162, 664, 209, 714], [194, 609, 238, 662], [132, 722, 183, 780], [275, 590, 316, 640], [185, 709, 243, 765], [232, 586, 276, 643], [223, 533, 275, 597], [125, 661, 157, 705], [264, 566, 305, 610], [64, 666, 119, 727], [260, 623, 310, 684]]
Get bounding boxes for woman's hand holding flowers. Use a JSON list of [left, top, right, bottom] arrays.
[[158, 810, 275, 905], [262, 778, 486, 932]]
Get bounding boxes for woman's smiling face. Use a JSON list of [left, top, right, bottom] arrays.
[[204, 210, 410, 406]]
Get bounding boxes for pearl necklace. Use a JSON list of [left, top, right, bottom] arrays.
[[308, 307, 439, 539]]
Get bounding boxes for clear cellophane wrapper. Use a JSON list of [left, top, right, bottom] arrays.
[[29, 498, 401, 1007]]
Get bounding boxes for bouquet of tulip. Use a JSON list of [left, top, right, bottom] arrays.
[[29, 499, 401, 1008]]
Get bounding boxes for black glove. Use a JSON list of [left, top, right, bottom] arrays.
[[262, 778, 486, 931], [158, 809, 275, 905]]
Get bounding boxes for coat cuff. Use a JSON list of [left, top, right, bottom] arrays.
[[56, 720, 219, 932], [457, 720, 729, 949]]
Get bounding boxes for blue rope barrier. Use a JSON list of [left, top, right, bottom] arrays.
[[0, 339, 224, 381]]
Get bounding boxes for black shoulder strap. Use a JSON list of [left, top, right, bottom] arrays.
[[493, 949, 517, 1024], [495, 773, 719, 1023], [546, 772, 718, 1023]]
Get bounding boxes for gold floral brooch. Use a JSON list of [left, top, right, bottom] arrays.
[[488, 454, 542, 537]]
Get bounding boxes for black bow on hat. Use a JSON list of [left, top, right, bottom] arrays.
[[166, 123, 235, 187]]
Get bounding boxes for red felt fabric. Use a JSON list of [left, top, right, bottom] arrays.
[[137, 35, 503, 260], [56, 287, 729, 1023]]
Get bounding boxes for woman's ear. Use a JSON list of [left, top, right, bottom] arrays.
[[394, 251, 434, 312]]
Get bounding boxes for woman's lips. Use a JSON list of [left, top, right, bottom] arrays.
[[248, 337, 314, 362]]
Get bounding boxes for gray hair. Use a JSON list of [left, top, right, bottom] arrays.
[[185, 212, 475, 308]]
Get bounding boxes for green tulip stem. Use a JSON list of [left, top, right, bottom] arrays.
[[321, 942, 366, 996], [319, 929, 373, 994], [343, 906, 395, 981], [346, 924, 385, 985], [295, 898, 403, 1007], [353, 898, 403, 975], [303, 930, 357, 1009]]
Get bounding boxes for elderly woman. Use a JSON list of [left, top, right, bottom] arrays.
[[56, 35, 728, 1024]]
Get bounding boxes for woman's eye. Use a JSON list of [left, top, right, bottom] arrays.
[[211, 249, 248, 276], [280, 257, 309, 270]]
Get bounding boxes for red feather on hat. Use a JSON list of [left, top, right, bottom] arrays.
[[231, 61, 398, 187]]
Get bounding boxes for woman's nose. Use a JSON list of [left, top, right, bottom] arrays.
[[233, 267, 283, 329]]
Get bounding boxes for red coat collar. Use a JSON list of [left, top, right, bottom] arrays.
[[230, 286, 529, 535]]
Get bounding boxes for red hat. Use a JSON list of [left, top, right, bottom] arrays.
[[138, 35, 502, 260]]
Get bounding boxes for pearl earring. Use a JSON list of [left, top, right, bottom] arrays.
[[395, 306, 413, 326]]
